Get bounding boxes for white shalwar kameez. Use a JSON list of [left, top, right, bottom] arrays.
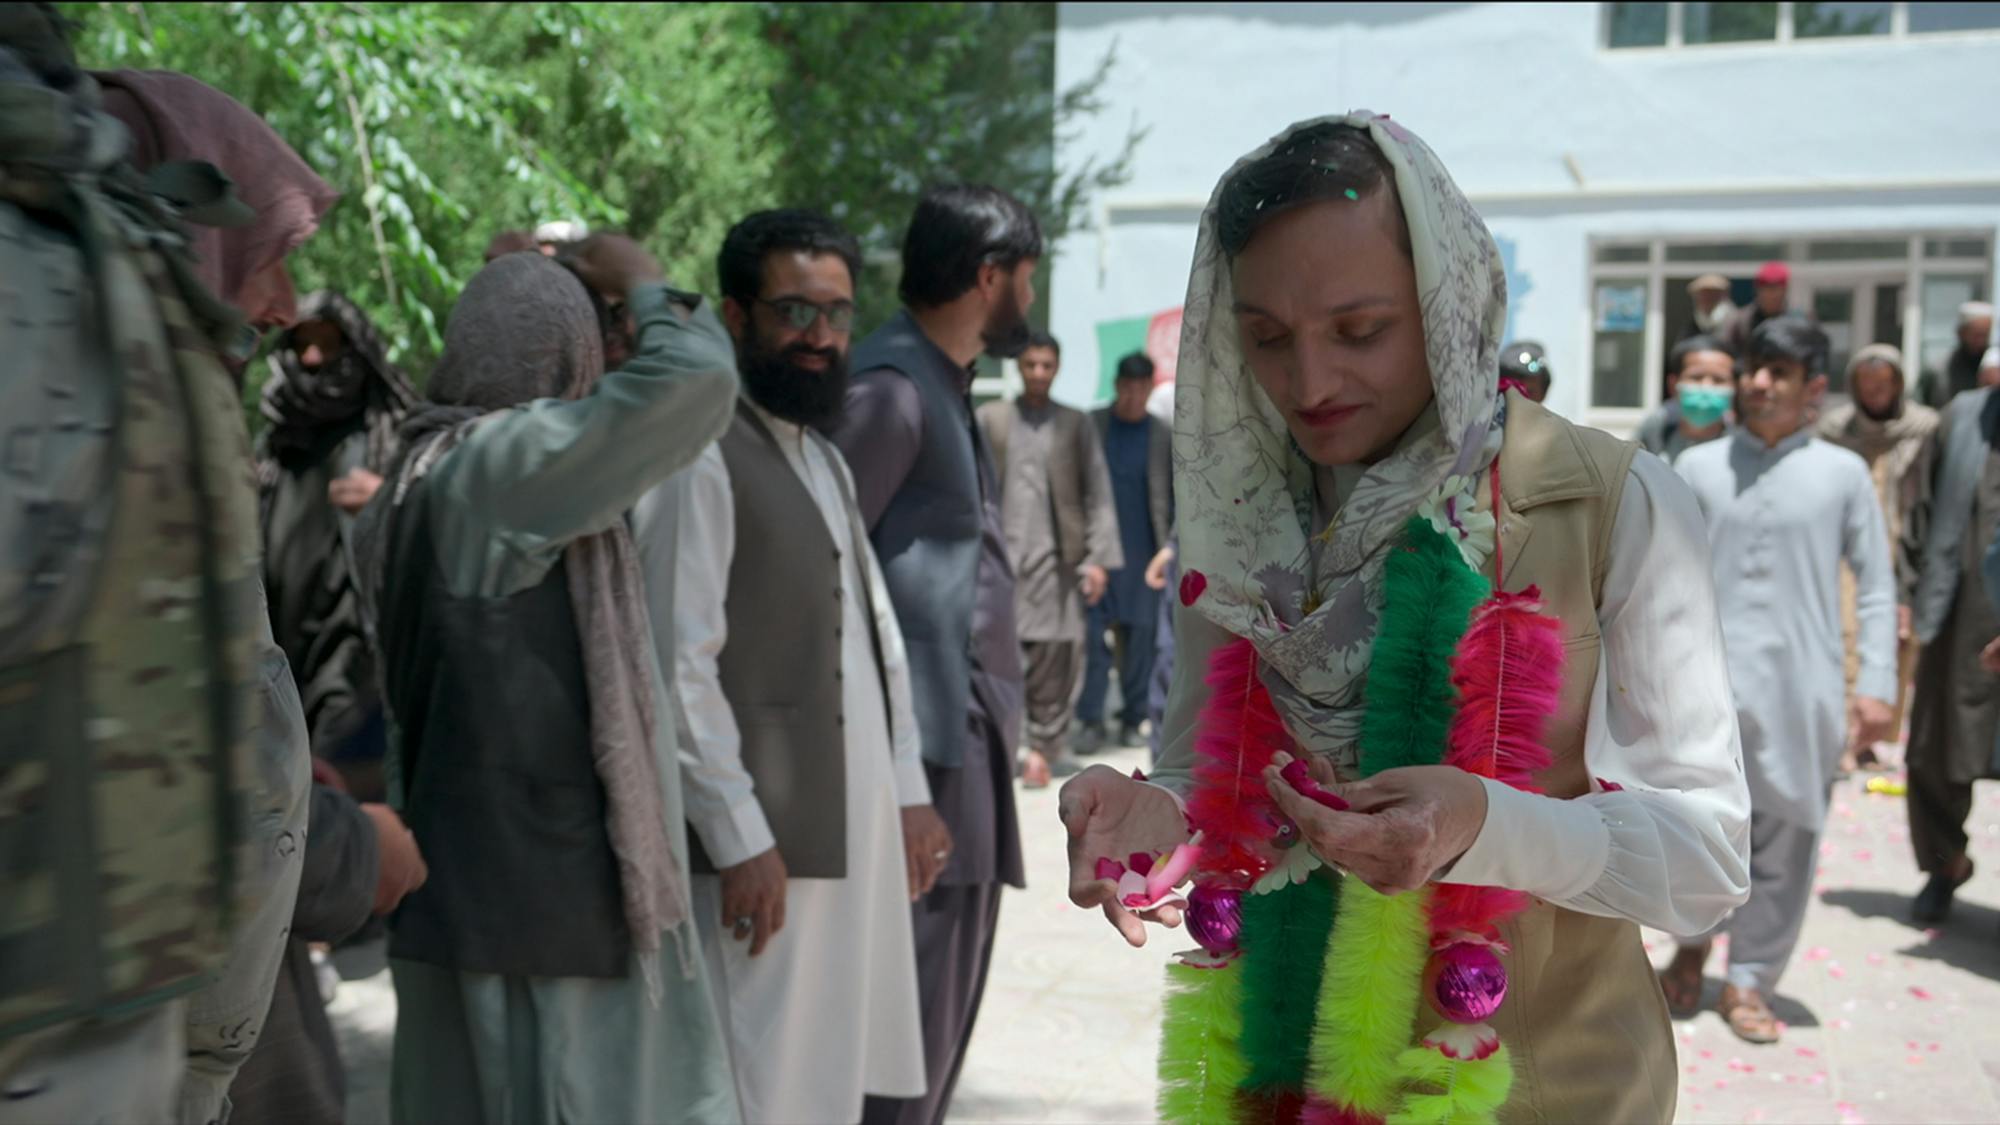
[[1675, 426, 1897, 993], [636, 401, 931, 1125]]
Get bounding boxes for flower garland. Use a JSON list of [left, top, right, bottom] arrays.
[[1156, 464, 1566, 1124]]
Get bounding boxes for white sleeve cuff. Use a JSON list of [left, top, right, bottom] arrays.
[[894, 750, 933, 807], [1440, 778, 1611, 902], [692, 795, 777, 870]]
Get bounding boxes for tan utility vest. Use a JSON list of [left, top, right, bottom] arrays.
[[1438, 392, 1677, 1123]]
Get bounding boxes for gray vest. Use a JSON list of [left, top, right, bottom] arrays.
[[843, 311, 989, 768], [692, 402, 891, 879]]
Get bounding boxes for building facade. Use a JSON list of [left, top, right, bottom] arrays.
[[1050, 1, 2000, 434]]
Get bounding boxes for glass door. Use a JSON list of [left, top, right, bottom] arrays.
[[1795, 271, 1905, 393]]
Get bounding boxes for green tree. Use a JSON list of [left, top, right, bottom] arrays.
[[61, 2, 1141, 403], [760, 1, 1144, 330]]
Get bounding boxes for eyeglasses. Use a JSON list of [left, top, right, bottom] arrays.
[[756, 296, 856, 333]]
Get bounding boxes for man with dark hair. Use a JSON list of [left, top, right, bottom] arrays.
[[821, 183, 1041, 1125], [636, 208, 945, 1123], [1078, 351, 1172, 753], [1667, 315, 1897, 1044], [484, 228, 537, 262], [1636, 334, 1737, 465], [977, 333, 1121, 787]]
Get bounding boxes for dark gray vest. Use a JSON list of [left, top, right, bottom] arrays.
[[376, 477, 627, 979], [843, 312, 986, 768], [692, 402, 891, 878]]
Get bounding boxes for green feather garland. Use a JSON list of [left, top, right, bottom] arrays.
[[1158, 958, 1251, 1124], [1238, 874, 1340, 1094], [1359, 519, 1490, 777], [1386, 1044, 1515, 1124], [1307, 880, 1434, 1117]]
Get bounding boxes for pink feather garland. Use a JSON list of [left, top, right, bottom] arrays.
[[1432, 586, 1565, 941], [1187, 637, 1291, 885]]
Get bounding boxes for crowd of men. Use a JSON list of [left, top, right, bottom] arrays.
[[1, 11, 1182, 1121], [9, 4, 2000, 1121]]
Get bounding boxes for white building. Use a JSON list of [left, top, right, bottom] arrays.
[[1048, 1, 2000, 435]]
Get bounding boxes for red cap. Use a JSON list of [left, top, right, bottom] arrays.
[[1755, 261, 1790, 286]]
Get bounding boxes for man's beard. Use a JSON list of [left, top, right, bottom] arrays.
[[980, 284, 1032, 359], [741, 338, 850, 428], [1857, 392, 1904, 423]]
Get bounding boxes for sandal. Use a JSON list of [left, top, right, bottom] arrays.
[[1719, 984, 1780, 1044], [1658, 943, 1708, 1019]]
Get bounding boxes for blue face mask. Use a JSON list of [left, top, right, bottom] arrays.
[[1678, 383, 1734, 428]]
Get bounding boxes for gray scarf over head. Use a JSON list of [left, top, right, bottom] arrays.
[[375, 252, 689, 973]]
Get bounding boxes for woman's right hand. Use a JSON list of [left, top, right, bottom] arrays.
[[1059, 765, 1192, 947]]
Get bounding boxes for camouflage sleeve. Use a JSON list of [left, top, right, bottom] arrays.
[[427, 283, 741, 598], [177, 608, 311, 1125]]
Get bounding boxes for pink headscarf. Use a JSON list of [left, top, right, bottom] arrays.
[[92, 69, 339, 311]]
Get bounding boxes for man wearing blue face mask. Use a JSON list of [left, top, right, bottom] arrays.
[[1638, 334, 1736, 465]]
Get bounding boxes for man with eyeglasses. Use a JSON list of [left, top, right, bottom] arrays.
[[635, 209, 947, 1123]]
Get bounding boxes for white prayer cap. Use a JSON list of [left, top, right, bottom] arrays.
[[535, 219, 589, 244], [1961, 301, 1996, 326]]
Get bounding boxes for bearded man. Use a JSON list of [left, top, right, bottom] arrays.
[[820, 184, 1041, 1125], [635, 210, 947, 1124]]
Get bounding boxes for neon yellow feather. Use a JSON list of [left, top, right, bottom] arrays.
[[1158, 959, 1250, 1124], [1385, 1044, 1514, 1124], [1306, 881, 1433, 1116]]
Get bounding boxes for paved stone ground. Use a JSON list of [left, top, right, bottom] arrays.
[[334, 741, 2000, 1123]]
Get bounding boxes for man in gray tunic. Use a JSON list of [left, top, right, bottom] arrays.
[[978, 333, 1122, 787], [1904, 362, 2000, 924], [1666, 316, 1897, 1044], [823, 184, 1040, 1125]]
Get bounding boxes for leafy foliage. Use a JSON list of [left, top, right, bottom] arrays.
[[61, 1, 1138, 395]]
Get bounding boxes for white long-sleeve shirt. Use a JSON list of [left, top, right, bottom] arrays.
[[634, 401, 930, 868], [1156, 452, 1752, 938]]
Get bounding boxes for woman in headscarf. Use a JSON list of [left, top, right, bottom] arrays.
[[1058, 114, 1750, 1121], [256, 290, 419, 801], [356, 241, 741, 1123], [1818, 344, 1939, 772]]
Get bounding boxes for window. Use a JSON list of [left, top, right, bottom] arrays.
[[1909, 3, 2000, 32], [1605, 1, 2000, 48], [1606, 1, 1669, 46], [1795, 1, 1892, 37], [1926, 237, 1992, 259], [1592, 280, 1650, 409], [1805, 238, 1909, 261], [1585, 233, 1994, 432], [1665, 241, 1787, 262], [1683, 1, 1778, 43]]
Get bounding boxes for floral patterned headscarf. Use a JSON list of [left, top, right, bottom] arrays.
[[1174, 111, 1509, 769]]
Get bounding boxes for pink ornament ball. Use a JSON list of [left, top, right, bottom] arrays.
[[1424, 943, 1507, 1024], [1184, 884, 1243, 956]]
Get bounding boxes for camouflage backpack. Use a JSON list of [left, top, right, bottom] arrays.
[[0, 23, 263, 1038]]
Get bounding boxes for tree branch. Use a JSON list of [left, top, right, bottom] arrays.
[[314, 17, 400, 313]]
